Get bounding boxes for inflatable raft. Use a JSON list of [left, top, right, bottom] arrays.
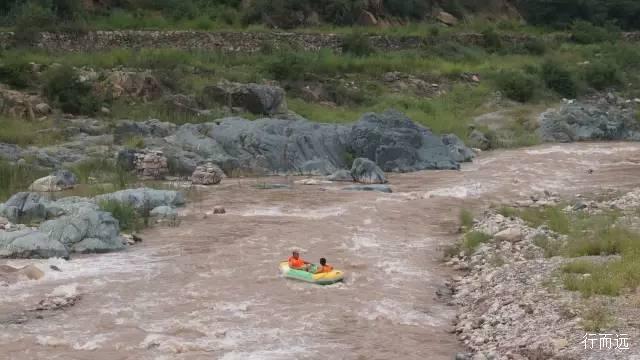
[[279, 261, 344, 285]]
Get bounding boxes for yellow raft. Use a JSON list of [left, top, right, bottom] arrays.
[[279, 261, 344, 285]]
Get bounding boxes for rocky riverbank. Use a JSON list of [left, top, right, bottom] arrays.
[[448, 189, 640, 360]]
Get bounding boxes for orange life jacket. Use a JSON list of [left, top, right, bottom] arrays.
[[319, 265, 333, 273], [288, 256, 306, 268]]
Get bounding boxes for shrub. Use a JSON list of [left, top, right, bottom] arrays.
[[482, 27, 502, 53], [522, 37, 547, 55], [0, 62, 34, 89], [459, 209, 474, 229], [495, 70, 538, 103], [384, 0, 428, 19], [541, 60, 578, 98], [341, 32, 375, 57], [264, 51, 309, 81], [43, 65, 101, 115], [583, 60, 622, 91], [571, 20, 618, 44], [13, 1, 56, 45]]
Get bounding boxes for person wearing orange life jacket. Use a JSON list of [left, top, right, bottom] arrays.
[[315, 258, 334, 273], [288, 250, 311, 271]]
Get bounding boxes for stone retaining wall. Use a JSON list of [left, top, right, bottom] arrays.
[[0, 30, 637, 53]]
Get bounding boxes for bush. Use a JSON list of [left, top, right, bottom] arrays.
[[264, 51, 309, 81], [0, 62, 34, 89], [459, 209, 474, 229], [522, 37, 547, 55], [481, 27, 502, 53], [495, 70, 538, 103], [571, 20, 618, 44], [541, 60, 578, 98], [43, 65, 101, 115], [341, 32, 375, 57], [384, 0, 428, 19], [583, 60, 623, 91]]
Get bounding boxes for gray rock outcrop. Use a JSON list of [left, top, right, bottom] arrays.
[[351, 158, 387, 184], [0, 192, 48, 223], [40, 205, 124, 254], [94, 188, 185, 211], [538, 98, 640, 142], [0, 229, 69, 259], [199, 82, 287, 115], [349, 110, 463, 172], [442, 134, 476, 163]]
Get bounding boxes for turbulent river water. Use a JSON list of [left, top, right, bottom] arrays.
[[2, 142, 640, 360]]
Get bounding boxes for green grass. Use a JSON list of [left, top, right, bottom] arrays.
[[580, 304, 613, 332], [98, 199, 148, 232], [462, 231, 492, 255], [0, 117, 65, 146], [0, 160, 47, 201], [459, 209, 474, 229], [498, 205, 571, 234]]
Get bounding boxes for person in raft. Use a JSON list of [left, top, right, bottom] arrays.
[[315, 258, 333, 274], [288, 250, 311, 271]]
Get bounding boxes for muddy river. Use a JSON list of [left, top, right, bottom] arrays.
[[2, 142, 640, 360]]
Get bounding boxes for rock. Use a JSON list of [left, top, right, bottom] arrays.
[[0, 192, 48, 223], [442, 134, 475, 163], [0, 217, 9, 227], [34, 103, 51, 115], [494, 227, 524, 243], [150, 205, 178, 220], [0, 229, 69, 259], [100, 106, 111, 115], [199, 82, 287, 115], [97, 70, 164, 101], [436, 11, 459, 26], [343, 184, 392, 193], [113, 119, 176, 143], [133, 150, 169, 180], [468, 130, 491, 151], [191, 163, 225, 185], [328, 169, 354, 182], [33, 283, 80, 311], [351, 158, 387, 184], [294, 179, 331, 185], [0, 264, 44, 281], [0, 85, 45, 120], [94, 188, 185, 211], [357, 9, 378, 26], [29, 170, 77, 192], [40, 205, 124, 254], [299, 158, 337, 176], [213, 206, 226, 214], [349, 110, 461, 172], [573, 201, 587, 211], [537, 99, 640, 142], [255, 183, 290, 190], [164, 94, 203, 115]]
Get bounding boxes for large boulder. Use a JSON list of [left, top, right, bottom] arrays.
[[441, 134, 475, 163], [28, 169, 77, 192], [199, 82, 287, 115], [537, 99, 640, 142], [351, 158, 387, 184], [191, 163, 225, 185], [328, 169, 354, 182], [0, 192, 48, 223], [94, 188, 185, 211], [40, 205, 124, 254], [0, 229, 69, 259], [0, 85, 48, 120], [349, 110, 462, 172]]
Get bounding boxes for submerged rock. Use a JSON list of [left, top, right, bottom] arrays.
[[343, 184, 392, 193], [351, 158, 387, 184], [328, 169, 354, 182], [191, 163, 225, 185], [94, 188, 185, 211]]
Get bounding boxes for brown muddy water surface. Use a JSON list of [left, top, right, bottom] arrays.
[[2, 143, 640, 360]]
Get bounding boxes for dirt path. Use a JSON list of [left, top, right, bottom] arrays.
[[2, 142, 640, 360]]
